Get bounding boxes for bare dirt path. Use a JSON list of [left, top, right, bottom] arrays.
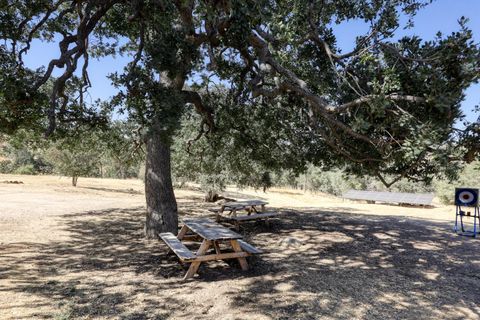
[[1, 174, 479, 320]]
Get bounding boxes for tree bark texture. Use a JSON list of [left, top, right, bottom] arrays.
[[144, 131, 178, 238]]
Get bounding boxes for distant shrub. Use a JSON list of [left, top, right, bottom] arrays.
[[0, 160, 12, 173], [308, 170, 347, 196], [434, 161, 480, 204], [387, 179, 433, 193], [13, 164, 35, 175]]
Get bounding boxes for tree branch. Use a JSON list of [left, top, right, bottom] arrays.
[[330, 94, 426, 113]]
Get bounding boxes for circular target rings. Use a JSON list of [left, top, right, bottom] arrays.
[[459, 191, 475, 204], [455, 188, 479, 207]]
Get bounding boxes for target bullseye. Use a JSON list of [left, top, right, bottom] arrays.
[[455, 188, 479, 207], [459, 191, 474, 203]]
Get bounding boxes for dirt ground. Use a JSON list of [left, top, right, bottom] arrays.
[[1, 174, 479, 320]]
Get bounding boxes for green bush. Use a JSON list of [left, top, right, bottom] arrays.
[[13, 164, 36, 175], [0, 160, 12, 173], [434, 161, 480, 204]]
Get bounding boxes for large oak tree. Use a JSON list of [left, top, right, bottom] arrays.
[[1, 0, 478, 236]]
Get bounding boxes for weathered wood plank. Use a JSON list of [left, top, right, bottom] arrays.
[[177, 225, 189, 240], [229, 211, 280, 221], [237, 239, 263, 254], [230, 200, 268, 205], [183, 218, 242, 241], [159, 232, 196, 262], [222, 200, 268, 211], [180, 234, 202, 241], [192, 251, 250, 262], [183, 239, 211, 280]]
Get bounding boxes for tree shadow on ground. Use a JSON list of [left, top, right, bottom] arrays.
[[2, 204, 480, 319], [1, 206, 201, 319], [0, 205, 268, 319], [78, 186, 143, 195], [229, 208, 480, 319]]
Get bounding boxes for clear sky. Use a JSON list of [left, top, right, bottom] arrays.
[[23, 0, 479, 124]]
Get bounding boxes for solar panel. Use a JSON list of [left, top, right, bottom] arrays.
[[343, 190, 434, 206]]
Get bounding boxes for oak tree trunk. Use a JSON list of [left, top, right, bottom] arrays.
[[72, 175, 78, 187], [144, 130, 178, 238]]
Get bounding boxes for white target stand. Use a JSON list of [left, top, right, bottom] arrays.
[[454, 188, 480, 238]]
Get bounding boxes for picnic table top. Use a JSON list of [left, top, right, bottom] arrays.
[[183, 218, 243, 241], [222, 199, 268, 208]]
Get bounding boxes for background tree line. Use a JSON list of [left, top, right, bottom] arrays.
[[0, 121, 144, 185], [2, 110, 477, 205]]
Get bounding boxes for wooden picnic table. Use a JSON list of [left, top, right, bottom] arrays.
[[214, 199, 282, 229], [220, 199, 268, 216], [159, 218, 262, 280]]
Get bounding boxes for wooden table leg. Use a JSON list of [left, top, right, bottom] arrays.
[[177, 225, 189, 240], [216, 207, 224, 222], [213, 241, 221, 254], [184, 240, 211, 280], [230, 240, 249, 271]]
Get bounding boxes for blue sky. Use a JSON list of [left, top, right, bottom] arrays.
[[23, 0, 479, 124]]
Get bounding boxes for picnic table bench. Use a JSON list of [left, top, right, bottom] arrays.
[[211, 199, 282, 229], [159, 218, 262, 280]]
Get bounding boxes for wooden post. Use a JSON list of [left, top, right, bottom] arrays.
[[217, 206, 225, 222], [177, 225, 189, 240], [230, 240, 248, 271], [213, 241, 221, 254], [184, 240, 211, 280]]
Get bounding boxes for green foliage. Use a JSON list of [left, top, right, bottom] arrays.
[[13, 164, 35, 175], [0, 122, 143, 181], [271, 164, 434, 196], [99, 121, 144, 179], [44, 133, 103, 185], [235, 0, 480, 186], [305, 169, 359, 196], [171, 88, 312, 195], [1, 0, 479, 195], [0, 47, 48, 134], [434, 161, 480, 204], [0, 130, 53, 174], [0, 160, 11, 173]]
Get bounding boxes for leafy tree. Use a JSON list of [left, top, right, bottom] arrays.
[[44, 130, 104, 186], [171, 89, 308, 199], [1, 0, 479, 236], [100, 121, 144, 179], [222, 2, 480, 187], [0, 129, 53, 174]]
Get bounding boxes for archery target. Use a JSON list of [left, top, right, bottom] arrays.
[[455, 188, 479, 207]]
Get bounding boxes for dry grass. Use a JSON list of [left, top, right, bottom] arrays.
[[1, 174, 479, 319]]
